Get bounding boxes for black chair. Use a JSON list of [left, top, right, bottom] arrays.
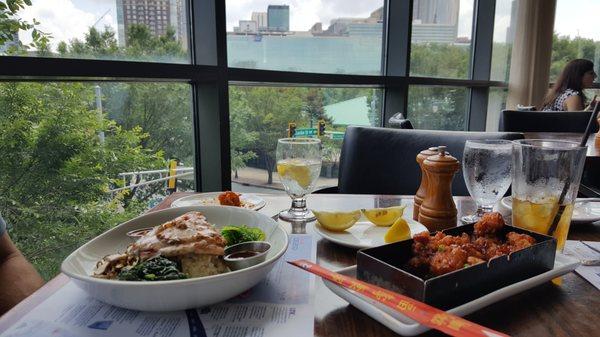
[[316, 126, 524, 196], [499, 110, 598, 133]]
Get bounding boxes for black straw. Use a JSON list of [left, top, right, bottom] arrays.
[[547, 102, 600, 236]]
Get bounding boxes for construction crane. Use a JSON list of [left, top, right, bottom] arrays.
[[93, 9, 111, 28]]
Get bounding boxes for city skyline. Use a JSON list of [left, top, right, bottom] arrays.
[[13, 0, 600, 49]]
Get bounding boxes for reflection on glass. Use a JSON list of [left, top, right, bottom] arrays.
[[410, 0, 473, 78], [0, 81, 194, 280], [3, 0, 189, 63], [225, 1, 384, 74], [407, 86, 468, 130]]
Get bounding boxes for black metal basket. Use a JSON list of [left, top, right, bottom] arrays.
[[356, 224, 556, 310]]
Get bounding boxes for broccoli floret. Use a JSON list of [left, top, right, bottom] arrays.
[[221, 225, 266, 246]]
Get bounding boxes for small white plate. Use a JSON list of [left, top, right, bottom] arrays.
[[501, 197, 600, 224], [314, 219, 429, 249], [323, 254, 579, 336], [171, 192, 266, 211]]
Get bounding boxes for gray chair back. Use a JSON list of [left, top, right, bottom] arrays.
[[499, 110, 597, 133], [337, 126, 524, 196]]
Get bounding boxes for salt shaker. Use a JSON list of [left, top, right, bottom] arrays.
[[418, 146, 460, 231], [413, 147, 439, 221]]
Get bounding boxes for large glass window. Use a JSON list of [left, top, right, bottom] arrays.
[[550, 0, 600, 82], [225, 1, 384, 74], [2, 0, 190, 63], [410, 0, 474, 78], [490, 0, 516, 82], [407, 86, 469, 130], [1, 81, 194, 279], [229, 85, 383, 192]]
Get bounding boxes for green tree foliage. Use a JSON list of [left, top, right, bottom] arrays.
[[0, 82, 163, 279], [229, 88, 258, 176], [550, 34, 600, 82], [0, 4, 193, 279], [410, 43, 470, 79], [0, 0, 50, 52], [231, 86, 304, 184]]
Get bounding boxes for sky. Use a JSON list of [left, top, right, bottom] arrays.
[[16, 0, 600, 48]]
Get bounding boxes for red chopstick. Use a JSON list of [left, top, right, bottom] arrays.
[[289, 260, 509, 337]]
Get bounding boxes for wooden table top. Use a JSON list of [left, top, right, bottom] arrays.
[[523, 132, 600, 158], [1, 193, 599, 337]]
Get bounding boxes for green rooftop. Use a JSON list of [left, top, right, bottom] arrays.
[[324, 96, 371, 126]]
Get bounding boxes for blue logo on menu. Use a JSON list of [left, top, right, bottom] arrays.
[[88, 321, 113, 330]]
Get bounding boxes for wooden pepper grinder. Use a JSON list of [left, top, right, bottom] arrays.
[[413, 147, 439, 221], [418, 146, 461, 232]]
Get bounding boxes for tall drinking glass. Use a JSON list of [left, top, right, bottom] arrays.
[[276, 138, 322, 221], [461, 140, 513, 224], [512, 140, 586, 251]]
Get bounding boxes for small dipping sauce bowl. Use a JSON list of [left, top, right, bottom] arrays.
[[223, 241, 271, 271]]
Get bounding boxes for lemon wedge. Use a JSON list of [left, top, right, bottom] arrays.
[[384, 217, 411, 243], [277, 159, 312, 189], [361, 205, 406, 226], [313, 210, 361, 232]]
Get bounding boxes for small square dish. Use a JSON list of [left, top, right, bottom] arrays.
[[324, 254, 579, 336]]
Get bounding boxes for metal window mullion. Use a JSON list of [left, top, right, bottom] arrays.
[[382, 0, 412, 126], [189, 0, 229, 192], [467, 0, 496, 131]]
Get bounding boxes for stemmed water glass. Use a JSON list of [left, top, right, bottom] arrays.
[[276, 138, 322, 221], [461, 140, 513, 224]]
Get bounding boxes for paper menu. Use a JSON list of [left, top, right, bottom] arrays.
[[1, 234, 315, 337], [563, 240, 600, 291]]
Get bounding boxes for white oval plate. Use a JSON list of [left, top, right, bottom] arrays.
[[501, 196, 600, 225], [314, 219, 429, 249], [323, 254, 579, 336], [61, 206, 288, 311], [171, 192, 266, 211]]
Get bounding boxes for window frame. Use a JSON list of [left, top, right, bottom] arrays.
[[0, 0, 508, 192]]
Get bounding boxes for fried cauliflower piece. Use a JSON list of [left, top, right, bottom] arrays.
[[474, 212, 505, 237]]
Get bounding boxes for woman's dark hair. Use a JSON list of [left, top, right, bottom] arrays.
[[541, 58, 594, 108]]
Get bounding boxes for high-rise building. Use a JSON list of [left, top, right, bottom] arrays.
[[413, 0, 459, 25], [251, 12, 268, 31], [116, 0, 187, 50], [267, 5, 289, 32]]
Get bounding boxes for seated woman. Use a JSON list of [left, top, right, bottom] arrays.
[[541, 59, 597, 111]]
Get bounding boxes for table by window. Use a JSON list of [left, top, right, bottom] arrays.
[[1, 193, 598, 337]]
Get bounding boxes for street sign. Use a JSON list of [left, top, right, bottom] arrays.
[[293, 128, 317, 137], [325, 131, 345, 140], [331, 132, 344, 140]]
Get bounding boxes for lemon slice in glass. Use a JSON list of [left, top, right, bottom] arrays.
[[384, 217, 412, 243], [276, 159, 312, 189], [313, 210, 361, 232], [361, 205, 406, 226]]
